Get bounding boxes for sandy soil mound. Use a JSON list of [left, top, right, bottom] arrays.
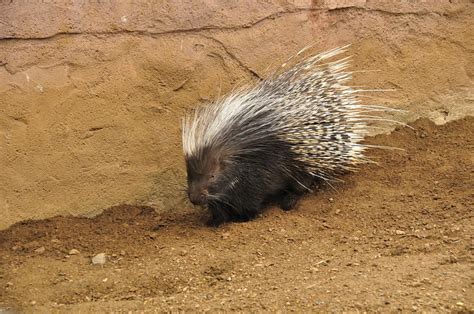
[[0, 117, 472, 312]]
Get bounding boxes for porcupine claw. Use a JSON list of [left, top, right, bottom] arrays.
[[279, 193, 300, 211]]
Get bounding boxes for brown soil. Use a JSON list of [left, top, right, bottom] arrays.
[[0, 118, 473, 312]]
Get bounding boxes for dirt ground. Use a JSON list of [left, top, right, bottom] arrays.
[[0, 117, 472, 312]]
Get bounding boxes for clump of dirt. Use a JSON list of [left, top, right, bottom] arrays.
[[0, 118, 472, 312]]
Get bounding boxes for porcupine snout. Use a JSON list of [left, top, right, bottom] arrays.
[[188, 187, 208, 206]]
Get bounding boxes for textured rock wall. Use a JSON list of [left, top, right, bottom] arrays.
[[0, 0, 473, 229]]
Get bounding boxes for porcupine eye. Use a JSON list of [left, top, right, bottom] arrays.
[[208, 158, 223, 182], [206, 173, 217, 188], [206, 164, 223, 192]]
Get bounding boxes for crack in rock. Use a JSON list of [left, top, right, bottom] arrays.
[[0, 6, 445, 41]]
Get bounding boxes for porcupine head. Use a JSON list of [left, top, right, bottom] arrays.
[[182, 45, 388, 226]]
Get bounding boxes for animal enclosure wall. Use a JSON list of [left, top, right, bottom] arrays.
[[0, 0, 473, 229]]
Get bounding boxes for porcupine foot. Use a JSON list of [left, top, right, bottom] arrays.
[[207, 211, 258, 227], [279, 192, 301, 211], [206, 203, 257, 226], [207, 199, 261, 226], [232, 211, 258, 223], [207, 205, 229, 227], [278, 176, 313, 211]]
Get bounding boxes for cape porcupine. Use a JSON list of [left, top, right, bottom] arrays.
[[182, 45, 395, 226]]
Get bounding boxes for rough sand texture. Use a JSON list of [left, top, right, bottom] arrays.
[[1, 118, 472, 312], [1, 1, 473, 229]]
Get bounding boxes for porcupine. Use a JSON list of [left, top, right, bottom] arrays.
[[182, 45, 394, 226]]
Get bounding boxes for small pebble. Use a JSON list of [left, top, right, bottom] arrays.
[[322, 222, 332, 229], [34, 247, 46, 254], [92, 253, 106, 265], [68, 249, 80, 255], [395, 230, 406, 235]]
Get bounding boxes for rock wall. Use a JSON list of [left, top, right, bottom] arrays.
[[0, 0, 473, 229]]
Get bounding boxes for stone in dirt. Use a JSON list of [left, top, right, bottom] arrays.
[[34, 247, 45, 254], [92, 253, 106, 265], [68, 249, 80, 255]]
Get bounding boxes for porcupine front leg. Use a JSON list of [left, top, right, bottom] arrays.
[[220, 186, 260, 223], [206, 188, 258, 226], [207, 201, 230, 227], [279, 193, 300, 211], [227, 177, 263, 222], [231, 199, 259, 222], [207, 168, 265, 225]]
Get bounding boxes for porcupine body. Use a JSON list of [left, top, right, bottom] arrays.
[[182, 46, 386, 226]]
